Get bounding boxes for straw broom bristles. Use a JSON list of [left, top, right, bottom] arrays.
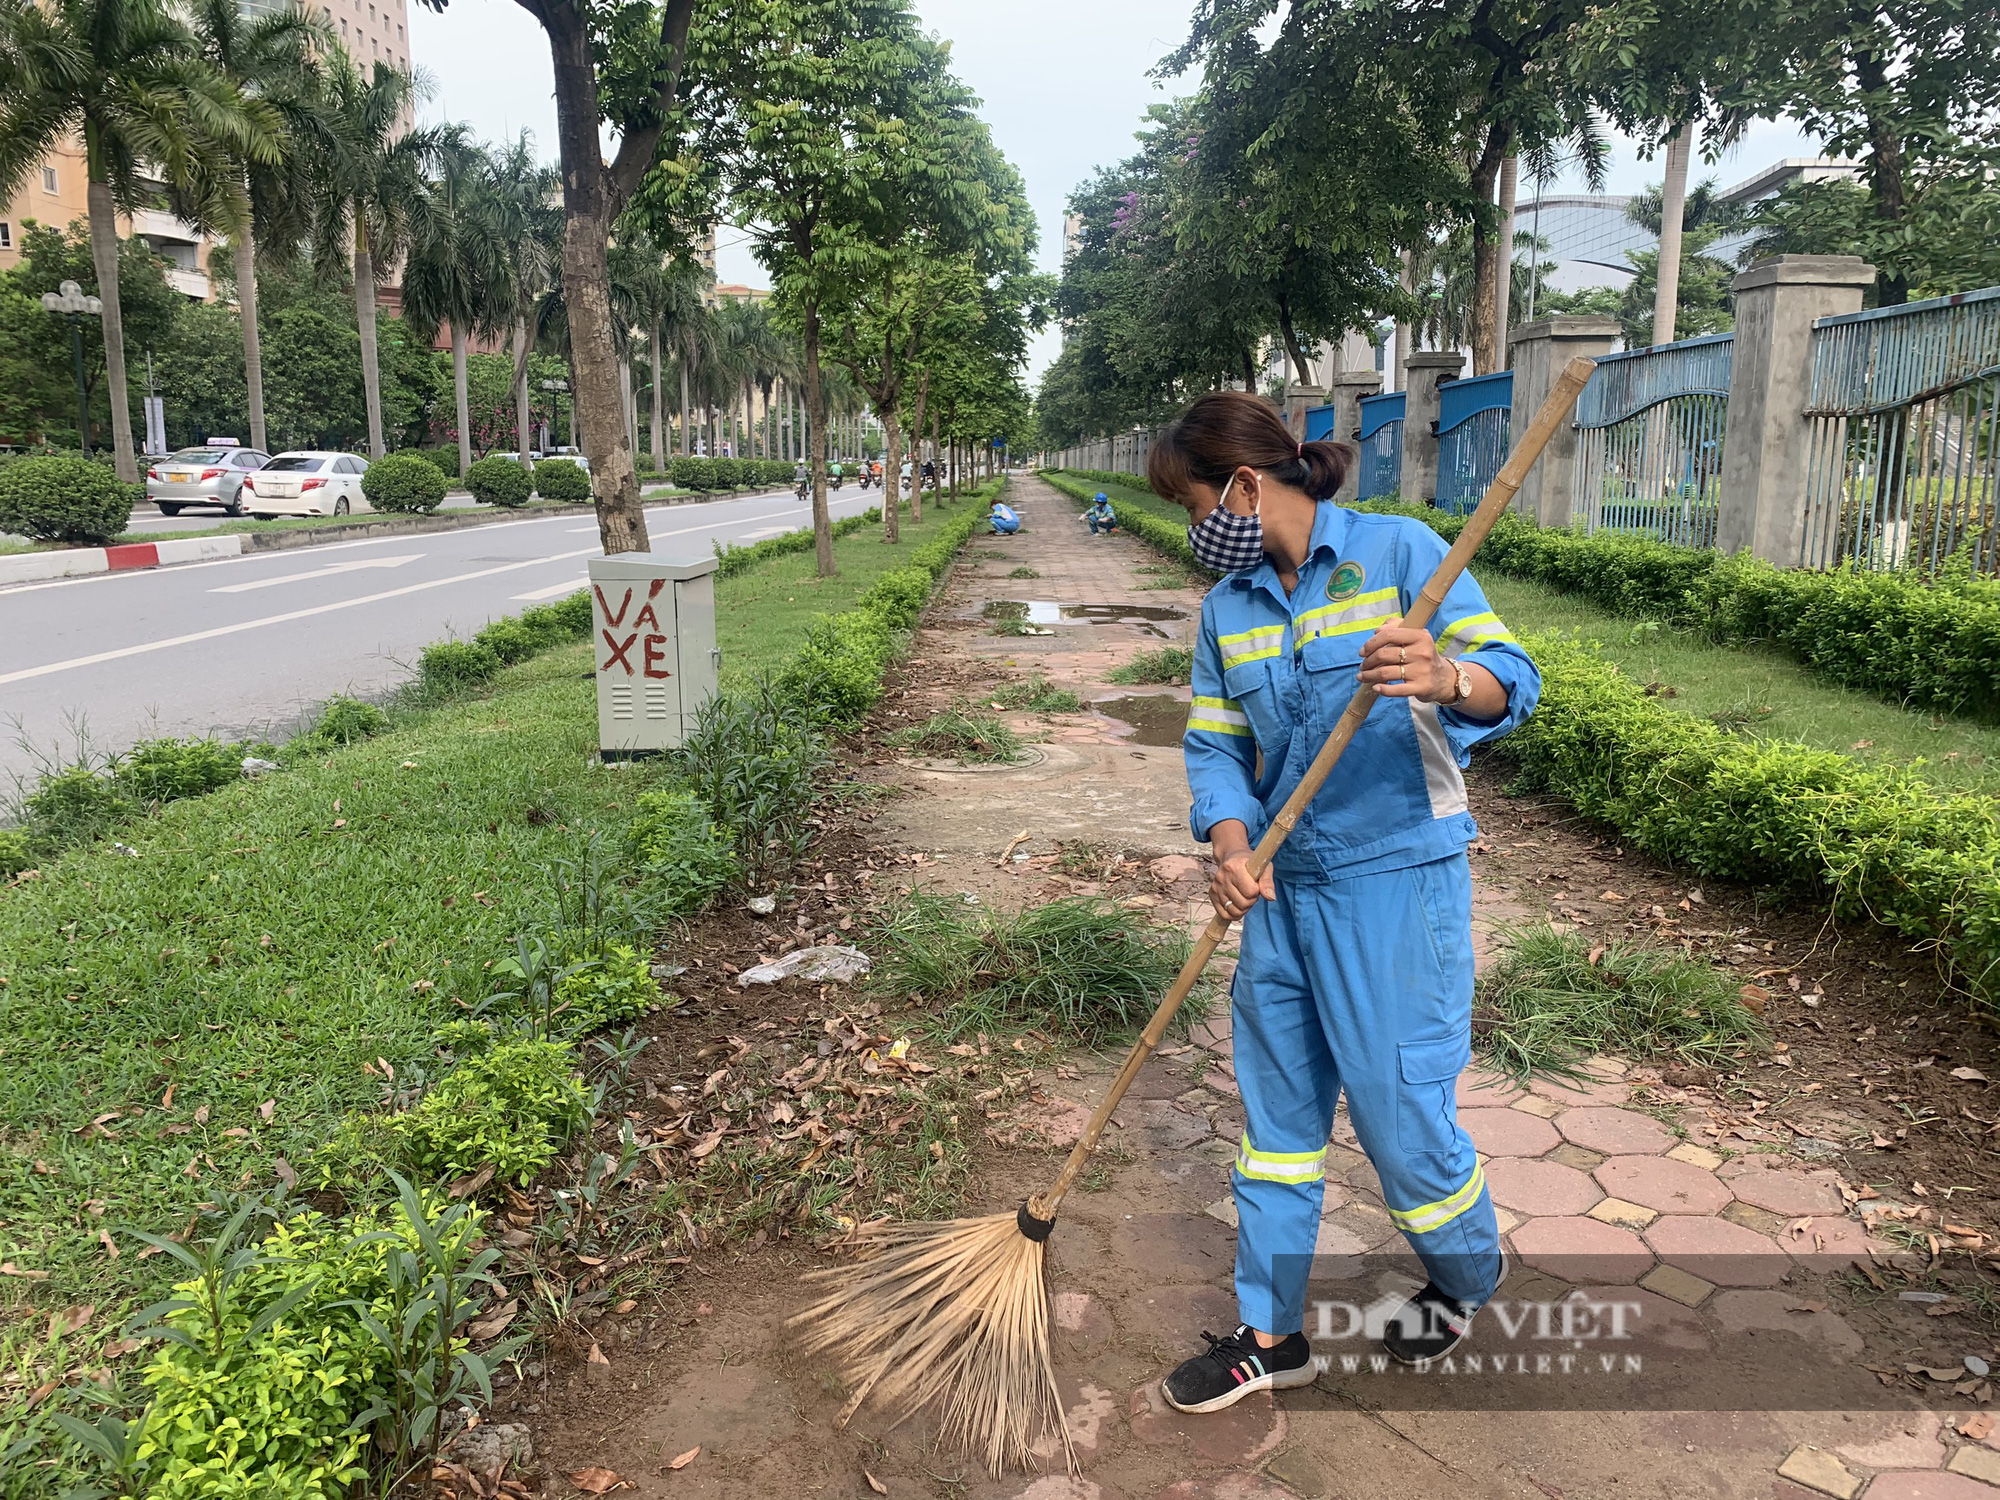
[[788, 1209, 1072, 1475]]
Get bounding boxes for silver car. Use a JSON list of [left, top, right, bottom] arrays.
[[147, 446, 272, 517]]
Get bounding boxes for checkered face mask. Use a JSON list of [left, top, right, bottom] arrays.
[[1186, 474, 1265, 573]]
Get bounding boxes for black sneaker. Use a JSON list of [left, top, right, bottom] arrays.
[[1381, 1248, 1510, 1365], [1161, 1325, 1316, 1413]]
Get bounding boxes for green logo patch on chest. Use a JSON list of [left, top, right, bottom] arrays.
[[1327, 560, 1366, 602]]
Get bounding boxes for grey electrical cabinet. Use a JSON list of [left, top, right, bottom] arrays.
[[586, 552, 720, 757]]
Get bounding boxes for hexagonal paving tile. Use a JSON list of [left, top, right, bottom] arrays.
[[1485, 1157, 1605, 1216], [1774, 1215, 1894, 1268], [1593, 1155, 1732, 1215], [1456, 1068, 1526, 1107], [1722, 1166, 1845, 1218], [1460, 1107, 1561, 1158], [1556, 1106, 1677, 1156], [1509, 1215, 1653, 1284], [1526, 1073, 1630, 1106], [1642, 1215, 1789, 1287]]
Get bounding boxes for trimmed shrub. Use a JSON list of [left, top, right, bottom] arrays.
[[711, 457, 743, 489], [635, 453, 658, 475], [418, 639, 501, 692], [713, 507, 878, 577], [21, 767, 131, 846], [408, 446, 460, 480], [361, 452, 448, 514], [519, 589, 592, 641], [473, 616, 541, 665], [312, 696, 388, 745], [532, 457, 590, 502], [669, 456, 715, 490], [465, 454, 532, 508], [0, 453, 137, 543], [115, 737, 243, 804], [0, 828, 31, 878]]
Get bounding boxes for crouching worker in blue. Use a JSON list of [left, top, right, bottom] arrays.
[[988, 498, 1022, 535], [1085, 492, 1118, 534], [1149, 391, 1541, 1414]]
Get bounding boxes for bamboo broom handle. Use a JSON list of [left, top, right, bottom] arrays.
[[1030, 355, 1597, 1223]]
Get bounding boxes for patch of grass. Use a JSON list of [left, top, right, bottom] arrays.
[[1108, 645, 1194, 687], [991, 674, 1082, 714], [1007, 565, 1040, 579], [886, 708, 1024, 764], [1484, 573, 2000, 797], [974, 548, 1010, 560], [1474, 926, 1769, 1080], [1054, 840, 1124, 881], [872, 893, 1204, 1044]]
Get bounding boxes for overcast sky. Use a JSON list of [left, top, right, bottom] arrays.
[[410, 0, 1823, 378]]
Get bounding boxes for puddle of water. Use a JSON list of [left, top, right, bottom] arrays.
[[1096, 694, 1185, 747], [982, 599, 1188, 638]]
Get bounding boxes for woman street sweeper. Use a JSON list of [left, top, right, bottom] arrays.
[[1149, 391, 1541, 1413]]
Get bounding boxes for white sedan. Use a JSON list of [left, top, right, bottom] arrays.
[[242, 452, 372, 519]]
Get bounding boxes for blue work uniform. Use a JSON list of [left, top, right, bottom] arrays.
[[1183, 501, 1540, 1336], [1088, 496, 1117, 534], [990, 503, 1021, 534]]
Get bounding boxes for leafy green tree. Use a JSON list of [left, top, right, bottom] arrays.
[[0, 0, 277, 478], [306, 55, 463, 457], [261, 306, 363, 447], [403, 144, 514, 473]]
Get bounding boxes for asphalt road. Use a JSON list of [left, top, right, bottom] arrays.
[[0, 487, 874, 786], [113, 479, 695, 535]]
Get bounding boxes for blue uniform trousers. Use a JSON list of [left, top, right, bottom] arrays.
[[1229, 853, 1500, 1334]]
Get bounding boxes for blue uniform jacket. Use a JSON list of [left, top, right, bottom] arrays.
[[1184, 503, 1540, 883]]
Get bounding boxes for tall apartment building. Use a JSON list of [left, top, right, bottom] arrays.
[[0, 0, 415, 292]]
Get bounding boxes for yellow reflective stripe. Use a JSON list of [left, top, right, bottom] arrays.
[[1191, 694, 1240, 711], [1234, 1133, 1327, 1184], [1295, 612, 1397, 646], [1387, 1163, 1487, 1234], [1188, 717, 1254, 738], [1437, 612, 1503, 652], [1218, 625, 1285, 669], [1187, 697, 1251, 737], [1293, 588, 1398, 632]]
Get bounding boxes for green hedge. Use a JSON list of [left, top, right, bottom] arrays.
[[0, 453, 138, 543], [672, 456, 796, 491], [464, 455, 531, 507], [531, 457, 590, 502], [1359, 500, 2000, 724], [714, 506, 881, 577], [361, 453, 448, 514], [1041, 468, 1203, 575], [1509, 633, 2000, 1007], [780, 480, 1002, 723]]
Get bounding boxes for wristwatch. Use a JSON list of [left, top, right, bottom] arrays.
[[1442, 660, 1474, 707]]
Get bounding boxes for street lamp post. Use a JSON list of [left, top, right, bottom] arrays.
[[540, 377, 570, 449], [40, 280, 102, 456]]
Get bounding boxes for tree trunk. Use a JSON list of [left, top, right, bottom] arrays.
[[930, 411, 940, 504], [1275, 301, 1313, 385], [622, 353, 637, 467], [1467, 121, 1511, 376], [512, 315, 532, 473], [803, 302, 834, 575], [650, 319, 665, 471], [1652, 123, 1693, 346], [1494, 153, 1518, 361], [352, 208, 385, 458], [907, 372, 928, 524], [1853, 43, 1910, 306], [881, 404, 901, 543], [1394, 248, 1416, 392], [84, 174, 137, 480], [679, 359, 690, 458], [453, 325, 473, 475], [233, 216, 267, 453]]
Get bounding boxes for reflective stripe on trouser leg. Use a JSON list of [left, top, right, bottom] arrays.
[[1228, 891, 1340, 1337]]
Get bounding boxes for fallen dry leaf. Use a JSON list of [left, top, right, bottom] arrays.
[[1738, 983, 1771, 1013], [258, 1099, 274, 1122], [1599, 890, 1625, 902], [1962, 1412, 1996, 1441], [159, 1083, 175, 1110], [0, 1263, 48, 1280], [668, 1447, 700, 1471], [1953, 1066, 1990, 1083], [865, 1471, 888, 1495], [571, 1466, 629, 1494]]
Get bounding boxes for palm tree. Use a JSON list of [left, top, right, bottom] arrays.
[[181, 0, 326, 455], [0, 0, 276, 478], [308, 54, 463, 457], [481, 133, 558, 466], [403, 146, 513, 473]]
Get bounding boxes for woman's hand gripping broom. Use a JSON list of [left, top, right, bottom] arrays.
[[788, 355, 1599, 1475]]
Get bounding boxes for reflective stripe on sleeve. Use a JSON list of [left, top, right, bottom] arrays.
[[1186, 695, 1252, 737], [1437, 611, 1519, 659], [1386, 1163, 1487, 1234], [1234, 1133, 1327, 1184]]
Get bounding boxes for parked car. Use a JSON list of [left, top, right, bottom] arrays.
[[147, 446, 272, 516], [545, 446, 590, 473], [242, 451, 371, 518]]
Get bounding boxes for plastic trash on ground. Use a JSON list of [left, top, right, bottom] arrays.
[[736, 944, 872, 987]]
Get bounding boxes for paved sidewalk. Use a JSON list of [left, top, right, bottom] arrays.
[[940, 477, 1998, 1500]]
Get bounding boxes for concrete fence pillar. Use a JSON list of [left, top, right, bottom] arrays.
[[1506, 316, 1620, 525], [1327, 370, 1381, 502], [1400, 352, 1463, 503], [1283, 381, 1327, 440], [1715, 255, 1876, 564]]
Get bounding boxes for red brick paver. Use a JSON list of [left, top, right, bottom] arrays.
[[1461, 1107, 1561, 1157], [1594, 1155, 1734, 1215], [1556, 1106, 1678, 1155], [1486, 1157, 1606, 1216], [1642, 1215, 1791, 1287], [1723, 1166, 1846, 1218], [1510, 1215, 1653, 1283]]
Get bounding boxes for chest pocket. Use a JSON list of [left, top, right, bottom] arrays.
[[1220, 659, 1284, 747]]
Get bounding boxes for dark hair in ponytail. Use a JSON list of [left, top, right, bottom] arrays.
[[1146, 390, 1351, 505]]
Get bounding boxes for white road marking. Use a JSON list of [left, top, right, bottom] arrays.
[[738, 527, 788, 539], [510, 576, 589, 601], [208, 554, 424, 593], [0, 548, 603, 686]]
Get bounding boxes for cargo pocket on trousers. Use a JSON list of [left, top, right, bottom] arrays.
[[1396, 1032, 1470, 1156]]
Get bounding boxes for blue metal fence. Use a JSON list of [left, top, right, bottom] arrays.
[[1303, 404, 1337, 444], [1355, 391, 1405, 501], [1802, 285, 2000, 574], [1435, 372, 1513, 514], [1572, 333, 1732, 548]]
